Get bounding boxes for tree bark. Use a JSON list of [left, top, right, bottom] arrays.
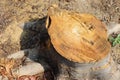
[[40, 44, 120, 80]]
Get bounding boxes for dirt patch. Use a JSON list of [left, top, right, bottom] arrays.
[[0, 0, 120, 79], [0, 0, 120, 66]]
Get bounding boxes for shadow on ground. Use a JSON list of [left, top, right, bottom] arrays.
[[20, 17, 58, 80]]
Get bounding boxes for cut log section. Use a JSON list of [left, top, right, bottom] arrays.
[[46, 5, 111, 63], [0, 49, 54, 80]]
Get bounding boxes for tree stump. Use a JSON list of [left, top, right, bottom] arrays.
[[41, 44, 119, 80]]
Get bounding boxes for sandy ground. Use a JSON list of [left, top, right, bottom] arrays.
[[0, 0, 120, 80], [0, 0, 120, 54]]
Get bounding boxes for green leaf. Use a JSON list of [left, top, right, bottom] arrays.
[[112, 34, 120, 46], [109, 36, 115, 42]]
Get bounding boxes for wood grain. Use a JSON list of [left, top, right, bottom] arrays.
[[46, 5, 111, 63]]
